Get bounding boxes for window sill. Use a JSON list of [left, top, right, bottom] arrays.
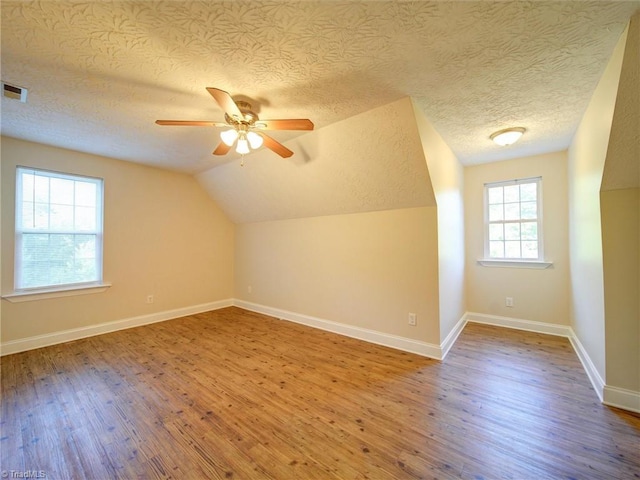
[[2, 283, 112, 303], [477, 259, 553, 269]]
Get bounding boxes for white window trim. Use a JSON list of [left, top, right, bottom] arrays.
[[477, 259, 553, 269], [11, 166, 106, 296], [480, 176, 553, 268], [2, 282, 112, 303]]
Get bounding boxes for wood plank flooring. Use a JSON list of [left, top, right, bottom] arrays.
[[1, 307, 639, 479]]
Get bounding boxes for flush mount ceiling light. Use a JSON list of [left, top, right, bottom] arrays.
[[490, 127, 526, 146]]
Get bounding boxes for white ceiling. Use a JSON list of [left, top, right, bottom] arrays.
[[2, 1, 638, 175]]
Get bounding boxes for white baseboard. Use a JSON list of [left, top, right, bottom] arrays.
[[440, 314, 467, 360], [465, 312, 573, 337], [567, 331, 605, 402], [234, 299, 444, 360], [0, 299, 234, 356], [603, 386, 640, 414]]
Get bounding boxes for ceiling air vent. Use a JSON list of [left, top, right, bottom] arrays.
[[2, 82, 28, 102]]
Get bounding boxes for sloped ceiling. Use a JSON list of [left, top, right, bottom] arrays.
[[602, 13, 640, 191], [197, 97, 435, 224], [1, 1, 639, 175]]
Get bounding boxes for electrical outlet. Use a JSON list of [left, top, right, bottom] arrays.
[[247, 286, 252, 294], [146, 294, 154, 304], [506, 297, 514, 307], [408, 313, 417, 326]]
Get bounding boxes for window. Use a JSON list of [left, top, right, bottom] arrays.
[[484, 177, 542, 261], [15, 167, 104, 291]]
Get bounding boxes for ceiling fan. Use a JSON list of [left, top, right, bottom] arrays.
[[156, 87, 314, 158]]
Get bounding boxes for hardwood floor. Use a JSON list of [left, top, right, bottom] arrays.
[[1, 307, 639, 479]]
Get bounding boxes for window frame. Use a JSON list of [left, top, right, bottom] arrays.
[[481, 176, 551, 268], [11, 166, 107, 296]]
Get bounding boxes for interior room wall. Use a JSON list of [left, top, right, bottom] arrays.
[[567, 25, 628, 383], [600, 13, 639, 403], [234, 207, 441, 345], [464, 152, 570, 325], [1, 137, 235, 344], [600, 188, 639, 394], [411, 102, 466, 343]]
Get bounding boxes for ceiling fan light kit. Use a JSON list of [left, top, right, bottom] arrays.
[[156, 87, 314, 160], [490, 127, 526, 146], [220, 128, 238, 146]]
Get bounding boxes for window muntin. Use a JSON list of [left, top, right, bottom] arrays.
[[484, 177, 542, 260], [15, 167, 104, 290]]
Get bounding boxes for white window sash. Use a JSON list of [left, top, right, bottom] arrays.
[[483, 176, 543, 261], [14, 166, 104, 291]]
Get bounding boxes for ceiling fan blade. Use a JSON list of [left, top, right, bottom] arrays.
[[254, 119, 314, 131], [206, 87, 242, 119], [212, 142, 232, 156], [259, 133, 294, 158], [156, 120, 227, 127]]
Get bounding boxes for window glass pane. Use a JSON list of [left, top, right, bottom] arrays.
[[20, 233, 97, 288], [505, 241, 521, 258], [490, 241, 504, 258], [504, 185, 520, 203], [489, 204, 503, 221], [521, 201, 537, 219], [50, 204, 74, 230], [50, 177, 74, 205], [489, 224, 504, 241], [75, 206, 96, 231], [21, 261, 43, 288], [22, 173, 35, 201], [75, 259, 97, 282], [21, 233, 52, 288], [34, 175, 49, 203], [34, 203, 49, 229], [50, 234, 75, 261], [522, 241, 538, 259], [505, 223, 520, 240], [75, 235, 96, 259], [520, 183, 537, 202], [504, 203, 520, 221], [521, 222, 537, 240], [488, 187, 503, 205], [21, 201, 34, 229], [23, 233, 49, 261], [76, 235, 97, 282], [75, 182, 96, 207]]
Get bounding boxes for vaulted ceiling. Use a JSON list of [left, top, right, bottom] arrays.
[[1, 1, 638, 222]]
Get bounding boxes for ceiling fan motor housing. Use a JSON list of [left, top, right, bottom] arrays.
[[226, 101, 259, 126]]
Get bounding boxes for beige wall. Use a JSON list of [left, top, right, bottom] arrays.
[[234, 207, 441, 344], [600, 14, 640, 396], [465, 152, 570, 325], [601, 188, 639, 392], [411, 102, 466, 342], [1, 137, 235, 343], [568, 26, 627, 380]]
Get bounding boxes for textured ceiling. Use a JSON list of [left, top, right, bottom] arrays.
[[602, 14, 639, 191], [1, 1, 639, 175], [197, 97, 436, 224]]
